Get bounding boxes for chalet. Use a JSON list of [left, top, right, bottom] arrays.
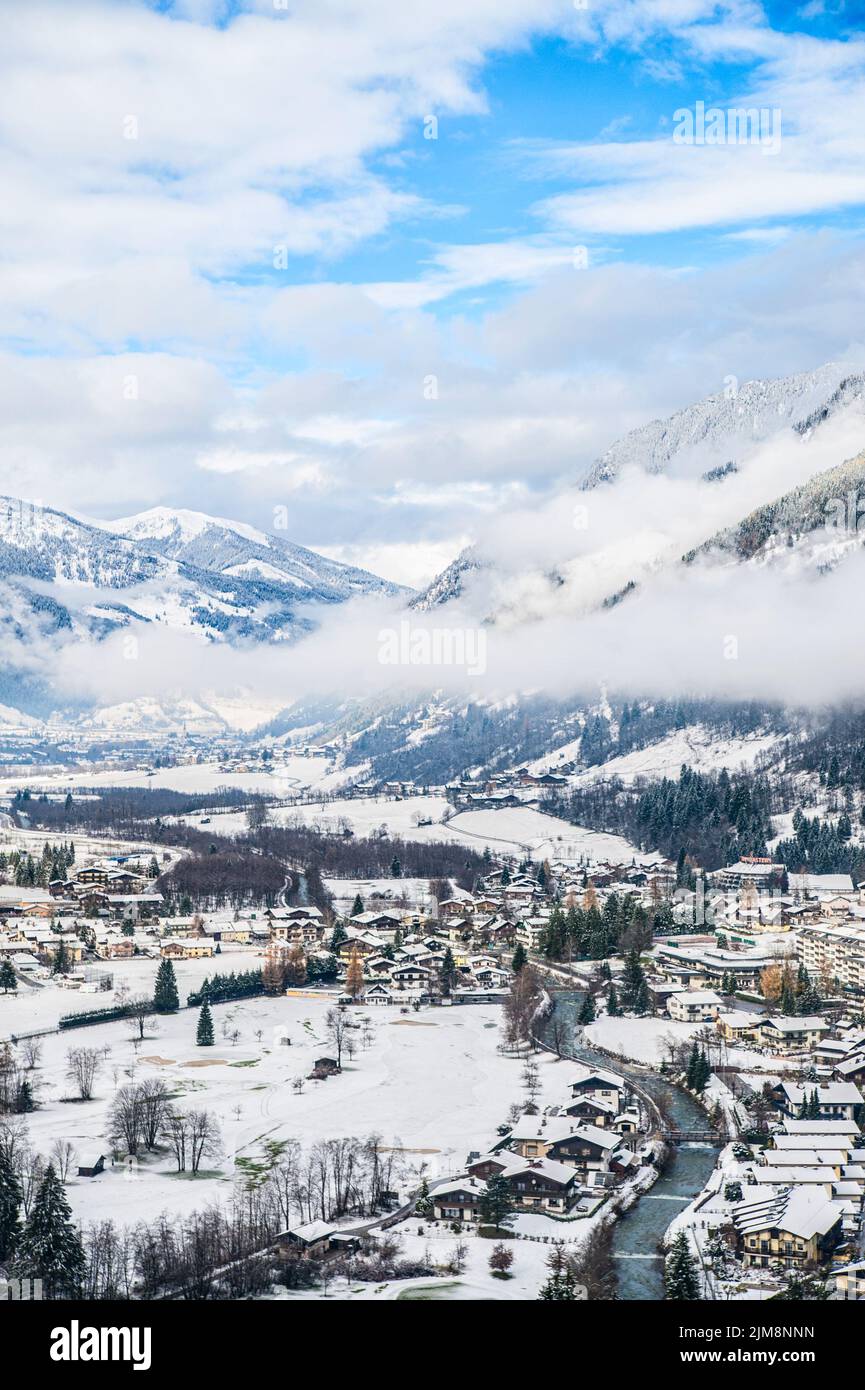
[[106, 871, 148, 893], [94, 934, 134, 960], [667, 990, 722, 1022], [546, 1124, 621, 1173], [834, 1054, 865, 1084], [759, 1015, 830, 1054], [733, 1187, 845, 1269], [160, 938, 214, 960], [772, 1081, 864, 1121], [203, 921, 252, 944], [283, 906, 323, 922], [363, 983, 394, 1006], [439, 899, 474, 920], [74, 866, 111, 886], [350, 911, 403, 934], [508, 1114, 574, 1160], [514, 916, 550, 951], [716, 1010, 762, 1044], [38, 935, 83, 965], [431, 919, 466, 944], [562, 1095, 618, 1127], [390, 963, 430, 992], [277, 1220, 335, 1254], [569, 1067, 627, 1114], [501, 1157, 579, 1214], [432, 1177, 487, 1222], [338, 934, 382, 960]]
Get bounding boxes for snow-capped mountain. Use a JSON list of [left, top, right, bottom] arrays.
[[581, 363, 863, 487], [109, 507, 408, 603], [415, 362, 865, 618], [409, 546, 485, 611], [0, 497, 404, 650]]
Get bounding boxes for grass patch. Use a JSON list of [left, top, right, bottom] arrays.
[[234, 1138, 291, 1190], [229, 1059, 260, 1068]]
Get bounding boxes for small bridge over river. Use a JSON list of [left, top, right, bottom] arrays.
[[659, 1128, 721, 1144]]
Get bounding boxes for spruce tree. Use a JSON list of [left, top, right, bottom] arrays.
[[664, 1230, 701, 1300], [479, 1173, 514, 1234], [196, 1001, 215, 1046], [578, 993, 595, 1024], [538, 1246, 580, 1300], [607, 984, 620, 1016], [685, 1043, 700, 1089], [14, 1079, 35, 1113], [0, 1147, 22, 1262], [440, 947, 458, 996], [619, 949, 646, 1012], [153, 958, 180, 1013], [14, 1164, 84, 1298], [0, 960, 16, 993], [351, 894, 364, 916], [511, 943, 527, 973]]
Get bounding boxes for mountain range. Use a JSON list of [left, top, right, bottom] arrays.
[[0, 497, 404, 648], [1, 360, 864, 757]]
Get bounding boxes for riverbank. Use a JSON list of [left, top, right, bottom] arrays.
[[539, 991, 720, 1299]]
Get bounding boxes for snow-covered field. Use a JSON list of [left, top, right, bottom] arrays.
[[324, 876, 440, 912], [571, 726, 784, 788], [0, 756, 349, 800], [276, 1213, 583, 1301], [5, 988, 567, 1231], [585, 1014, 788, 1073], [0, 952, 257, 1037], [585, 1015, 701, 1065], [169, 795, 641, 864], [171, 792, 451, 838]]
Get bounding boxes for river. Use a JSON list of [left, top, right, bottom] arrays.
[[540, 991, 718, 1300]]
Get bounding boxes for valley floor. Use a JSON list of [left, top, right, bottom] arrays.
[[6, 986, 569, 1230]]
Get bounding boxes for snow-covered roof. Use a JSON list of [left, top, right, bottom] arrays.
[[783, 1118, 859, 1135], [763, 1015, 829, 1033], [733, 1186, 845, 1240]]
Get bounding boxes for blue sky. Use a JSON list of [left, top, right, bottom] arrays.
[[2, 0, 865, 587]]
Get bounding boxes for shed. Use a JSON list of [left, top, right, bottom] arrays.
[[78, 1154, 106, 1178]]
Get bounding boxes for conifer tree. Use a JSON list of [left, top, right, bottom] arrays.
[[153, 958, 180, 1013], [351, 893, 364, 916], [196, 1001, 215, 1046], [0, 1147, 22, 1262], [607, 984, 620, 1016], [538, 1245, 580, 1300], [511, 943, 527, 973], [664, 1230, 701, 1300], [14, 1079, 35, 1113], [13, 1164, 84, 1299], [0, 960, 16, 993], [479, 1173, 514, 1234], [578, 993, 595, 1025], [685, 1042, 700, 1089], [619, 949, 646, 1012], [440, 947, 458, 996]]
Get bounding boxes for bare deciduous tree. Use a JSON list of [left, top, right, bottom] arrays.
[[19, 1037, 43, 1070], [324, 1007, 349, 1068], [161, 1108, 222, 1174], [50, 1137, 78, 1182], [66, 1046, 102, 1101]]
